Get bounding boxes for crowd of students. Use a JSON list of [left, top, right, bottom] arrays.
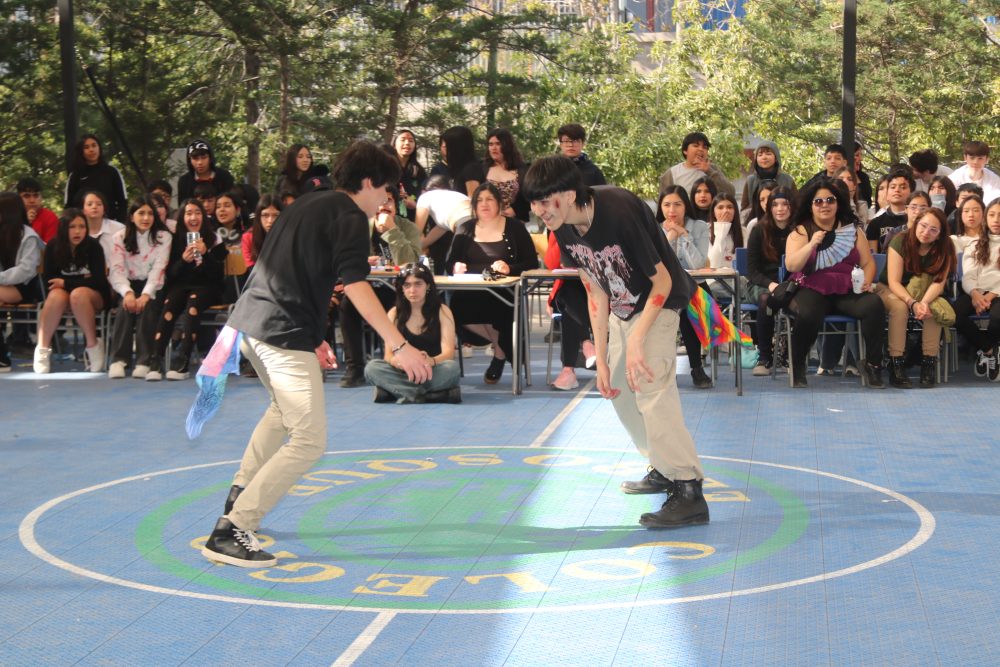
[[1, 128, 998, 395]]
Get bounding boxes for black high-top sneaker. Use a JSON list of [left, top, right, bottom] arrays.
[[224, 485, 243, 515], [201, 517, 276, 568], [620, 467, 675, 495], [639, 479, 710, 529]]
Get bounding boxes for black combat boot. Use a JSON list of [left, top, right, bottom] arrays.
[[887, 356, 911, 388], [639, 479, 710, 529], [919, 356, 936, 388]]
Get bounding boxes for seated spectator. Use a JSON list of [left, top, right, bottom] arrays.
[[441, 126, 484, 198], [17, 177, 59, 242], [833, 167, 869, 227], [33, 208, 110, 373], [394, 130, 427, 220], [874, 208, 955, 388], [106, 196, 172, 379], [948, 140, 1000, 204], [690, 177, 717, 222], [194, 182, 219, 223], [147, 179, 174, 210], [880, 191, 931, 253], [657, 185, 712, 388], [81, 190, 124, 265], [745, 186, 796, 375], [414, 175, 471, 273], [928, 175, 957, 221], [556, 123, 607, 187], [951, 195, 985, 258], [867, 167, 914, 253], [802, 143, 849, 191], [740, 140, 796, 222], [659, 131, 735, 198], [446, 182, 538, 384], [338, 186, 422, 388], [544, 231, 596, 391], [909, 149, 953, 192], [177, 139, 235, 204], [213, 190, 245, 262], [147, 198, 226, 381], [744, 178, 778, 232], [150, 192, 175, 232], [873, 174, 890, 215], [241, 194, 283, 269], [0, 192, 44, 371], [274, 144, 328, 198], [364, 262, 461, 403], [954, 197, 1000, 381], [784, 178, 886, 389], [485, 128, 530, 221], [64, 133, 127, 222], [706, 192, 745, 298]]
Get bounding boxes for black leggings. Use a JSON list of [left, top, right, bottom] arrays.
[[953, 292, 1000, 353], [153, 286, 219, 359], [789, 288, 885, 366], [554, 280, 592, 367]]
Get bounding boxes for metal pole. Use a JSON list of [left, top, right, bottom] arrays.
[[57, 0, 78, 174], [841, 0, 857, 150]]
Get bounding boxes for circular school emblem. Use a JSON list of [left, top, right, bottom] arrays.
[[20, 446, 933, 614]]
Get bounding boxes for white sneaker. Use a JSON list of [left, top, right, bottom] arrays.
[[145, 369, 162, 382], [132, 364, 150, 379], [582, 339, 597, 369], [85, 341, 105, 372], [108, 361, 127, 379], [33, 346, 52, 374], [166, 370, 189, 381]]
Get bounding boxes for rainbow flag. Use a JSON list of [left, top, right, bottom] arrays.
[[186, 325, 243, 439], [685, 286, 753, 348]]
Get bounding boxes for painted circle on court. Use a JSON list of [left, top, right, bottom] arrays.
[[19, 446, 935, 614]]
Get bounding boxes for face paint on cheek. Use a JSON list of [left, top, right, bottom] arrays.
[[651, 294, 666, 307]]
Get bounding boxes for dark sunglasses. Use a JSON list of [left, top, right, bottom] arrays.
[[812, 196, 837, 206]]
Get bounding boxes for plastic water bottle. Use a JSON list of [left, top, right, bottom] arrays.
[[851, 264, 864, 294], [420, 254, 434, 273]]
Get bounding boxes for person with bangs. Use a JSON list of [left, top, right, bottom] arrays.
[[875, 208, 956, 388], [740, 140, 796, 223], [393, 130, 428, 220], [242, 195, 283, 269], [706, 192, 745, 297], [880, 191, 932, 253], [833, 167, 869, 228], [107, 195, 172, 379], [274, 144, 329, 199], [954, 198, 1000, 381], [746, 187, 796, 375], [951, 195, 986, 258], [484, 128, 530, 222], [364, 262, 460, 404], [784, 179, 886, 388], [146, 198, 227, 381], [927, 175, 957, 223], [0, 192, 44, 371], [33, 208, 111, 373], [64, 134, 128, 222], [657, 185, 711, 388], [440, 126, 484, 198]]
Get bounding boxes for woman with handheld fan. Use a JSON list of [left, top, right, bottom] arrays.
[[783, 179, 886, 388]]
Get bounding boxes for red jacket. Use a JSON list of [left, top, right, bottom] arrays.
[[31, 207, 59, 243]]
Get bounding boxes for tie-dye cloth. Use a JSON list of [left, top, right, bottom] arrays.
[[185, 325, 243, 439]]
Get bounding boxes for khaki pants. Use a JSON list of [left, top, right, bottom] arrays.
[[874, 284, 942, 357], [228, 336, 327, 531], [608, 309, 703, 481]]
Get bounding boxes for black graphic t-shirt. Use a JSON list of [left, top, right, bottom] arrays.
[[554, 186, 694, 320]]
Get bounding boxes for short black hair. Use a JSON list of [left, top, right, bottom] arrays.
[[331, 139, 401, 194], [886, 165, 916, 192], [824, 144, 847, 159], [557, 123, 586, 142], [147, 179, 173, 195], [908, 149, 939, 173], [193, 182, 217, 198], [956, 182, 984, 198], [682, 132, 711, 154], [522, 155, 588, 206], [16, 177, 41, 193]]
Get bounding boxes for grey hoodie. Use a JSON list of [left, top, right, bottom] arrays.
[[741, 140, 797, 218]]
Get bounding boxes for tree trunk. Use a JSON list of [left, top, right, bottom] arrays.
[[279, 52, 290, 145], [244, 46, 261, 192], [384, 85, 401, 144]]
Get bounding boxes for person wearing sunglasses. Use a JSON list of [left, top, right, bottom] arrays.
[[783, 178, 886, 388], [364, 262, 461, 403]]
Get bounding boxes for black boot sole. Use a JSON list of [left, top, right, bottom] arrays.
[[639, 512, 710, 529], [201, 546, 277, 568], [620, 481, 674, 495]]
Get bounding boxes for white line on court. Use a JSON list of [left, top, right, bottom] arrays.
[[529, 379, 595, 447], [331, 611, 397, 667]]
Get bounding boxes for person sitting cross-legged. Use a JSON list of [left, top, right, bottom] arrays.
[[364, 262, 461, 403]]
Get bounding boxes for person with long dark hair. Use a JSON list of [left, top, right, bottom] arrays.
[[874, 207, 955, 388], [106, 195, 172, 379], [745, 187, 796, 375], [80, 190, 125, 266], [394, 130, 428, 220], [274, 144, 328, 198], [364, 262, 460, 403], [446, 181, 538, 384], [0, 192, 44, 371], [64, 134, 128, 222], [689, 177, 717, 222], [241, 195, 283, 268], [146, 198, 226, 381], [954, 198, 1000, 381], [33, 208, 111, 373], [484, 128, 530, 221], [784, 178, 886, 388], [440, 126, 483, 198]]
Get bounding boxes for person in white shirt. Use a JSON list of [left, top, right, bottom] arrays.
[[949, 141, 1000, 204], [909, 149, 953, 192], [954, 198, 1000, 381], [414, 175, 472, 273]]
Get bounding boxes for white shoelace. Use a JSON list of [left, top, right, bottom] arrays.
[[233, 528, 262, 553]]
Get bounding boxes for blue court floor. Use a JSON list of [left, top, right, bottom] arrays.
[[2, 336, 999, 666]]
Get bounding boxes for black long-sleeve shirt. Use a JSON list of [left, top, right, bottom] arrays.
[[445, 217, 539, 276], [746, 223, 791, 288]]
